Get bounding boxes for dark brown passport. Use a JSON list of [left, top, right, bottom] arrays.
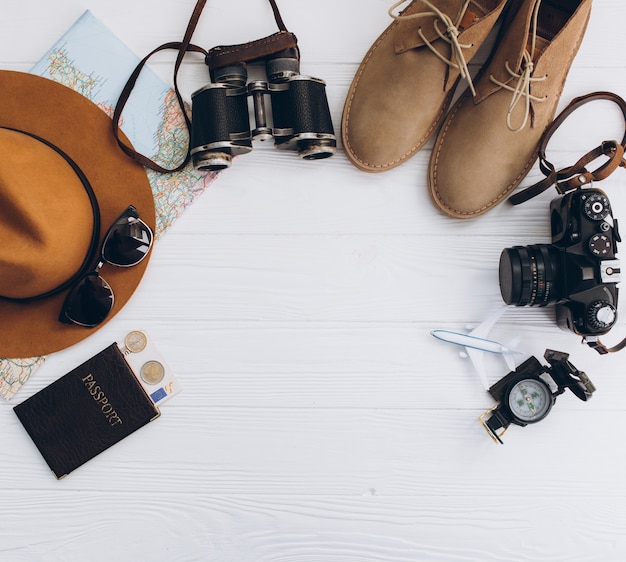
[[14, 343, 160, 479]]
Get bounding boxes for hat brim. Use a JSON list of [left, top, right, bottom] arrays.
[[0, 71, 156, 359]]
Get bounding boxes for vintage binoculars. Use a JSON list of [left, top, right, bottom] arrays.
[[190, 41, 336, 171]]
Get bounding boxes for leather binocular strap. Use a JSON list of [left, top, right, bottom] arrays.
[[112, 41, 207, 174], [112, 0, 293, 174], [509, 91, 626, 205], [205, 31, 299, 71], [199, 0, 297, 70]]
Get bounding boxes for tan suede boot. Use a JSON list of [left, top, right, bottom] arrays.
[[341, 0, 509, 172], [428, 0, 592, 218]]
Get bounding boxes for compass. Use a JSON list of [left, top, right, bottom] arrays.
[[507, 378, 552, 423], [480, 350, 595, 444]]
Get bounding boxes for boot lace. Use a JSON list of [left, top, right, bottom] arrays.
[[389, 0, 477, 96], [488, 0, 547, 131]]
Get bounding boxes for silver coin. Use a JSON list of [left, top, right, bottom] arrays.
[[124, 330, 148, 353]]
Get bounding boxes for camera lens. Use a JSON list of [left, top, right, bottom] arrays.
[[499, 244, 562, 306]]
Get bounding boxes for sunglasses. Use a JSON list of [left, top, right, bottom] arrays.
[[59, 205, 154, 327]]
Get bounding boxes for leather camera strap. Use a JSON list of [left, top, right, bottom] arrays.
[[112, 0, 297, 174], [509, 91, 626, 205], [584, 336, 626, 355]]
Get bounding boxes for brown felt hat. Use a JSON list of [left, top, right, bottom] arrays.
[[0, 71, 155, 359]]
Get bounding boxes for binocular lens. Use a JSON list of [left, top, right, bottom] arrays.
[[189, 51, 336, 171], [190, 84, 252, 171], [499, 245, 561, 306], [298, 138, 335, 160], [271, 77, 336, 158], [212, 63, 248, 88], [193, 151, 233, 171], [266, 48, 300, 82]]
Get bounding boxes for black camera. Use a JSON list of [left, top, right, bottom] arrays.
[[499, 187, 622, 337], [190, 46, 336, 171]]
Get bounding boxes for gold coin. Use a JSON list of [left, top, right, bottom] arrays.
[[124, 330, 147, 353], [140, 360, 165, 385]]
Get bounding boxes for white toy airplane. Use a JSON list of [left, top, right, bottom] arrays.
[[430, 307, 523, 390]]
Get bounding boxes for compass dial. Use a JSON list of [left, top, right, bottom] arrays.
[[507, 378, 552, 423]]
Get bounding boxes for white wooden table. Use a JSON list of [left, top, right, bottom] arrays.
[[2, 1, 626, 560]]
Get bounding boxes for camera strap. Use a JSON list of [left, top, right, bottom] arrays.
[[583, 336, 626, 355], [112, 0, 297, 174], [509, 91, 626, 205]]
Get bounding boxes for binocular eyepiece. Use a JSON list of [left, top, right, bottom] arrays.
[[190, 47, 336, 171]]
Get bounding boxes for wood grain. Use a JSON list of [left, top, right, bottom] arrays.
[[1, 1, 626, 561]]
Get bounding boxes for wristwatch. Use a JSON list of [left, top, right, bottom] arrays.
[[479, 349, 595, 444]]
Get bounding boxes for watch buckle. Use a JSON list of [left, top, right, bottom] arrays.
[[478, 406, 507, 444]]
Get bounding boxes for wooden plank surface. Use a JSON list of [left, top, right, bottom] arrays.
[[1, 1, 626, 560]]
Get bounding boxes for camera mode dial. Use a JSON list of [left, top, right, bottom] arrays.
[[587, 301, 617, 331], [583, 192, 611, 222], [588, 233, 612, 256]]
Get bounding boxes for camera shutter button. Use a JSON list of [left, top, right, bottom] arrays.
[[588, 301, 617, 331]]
